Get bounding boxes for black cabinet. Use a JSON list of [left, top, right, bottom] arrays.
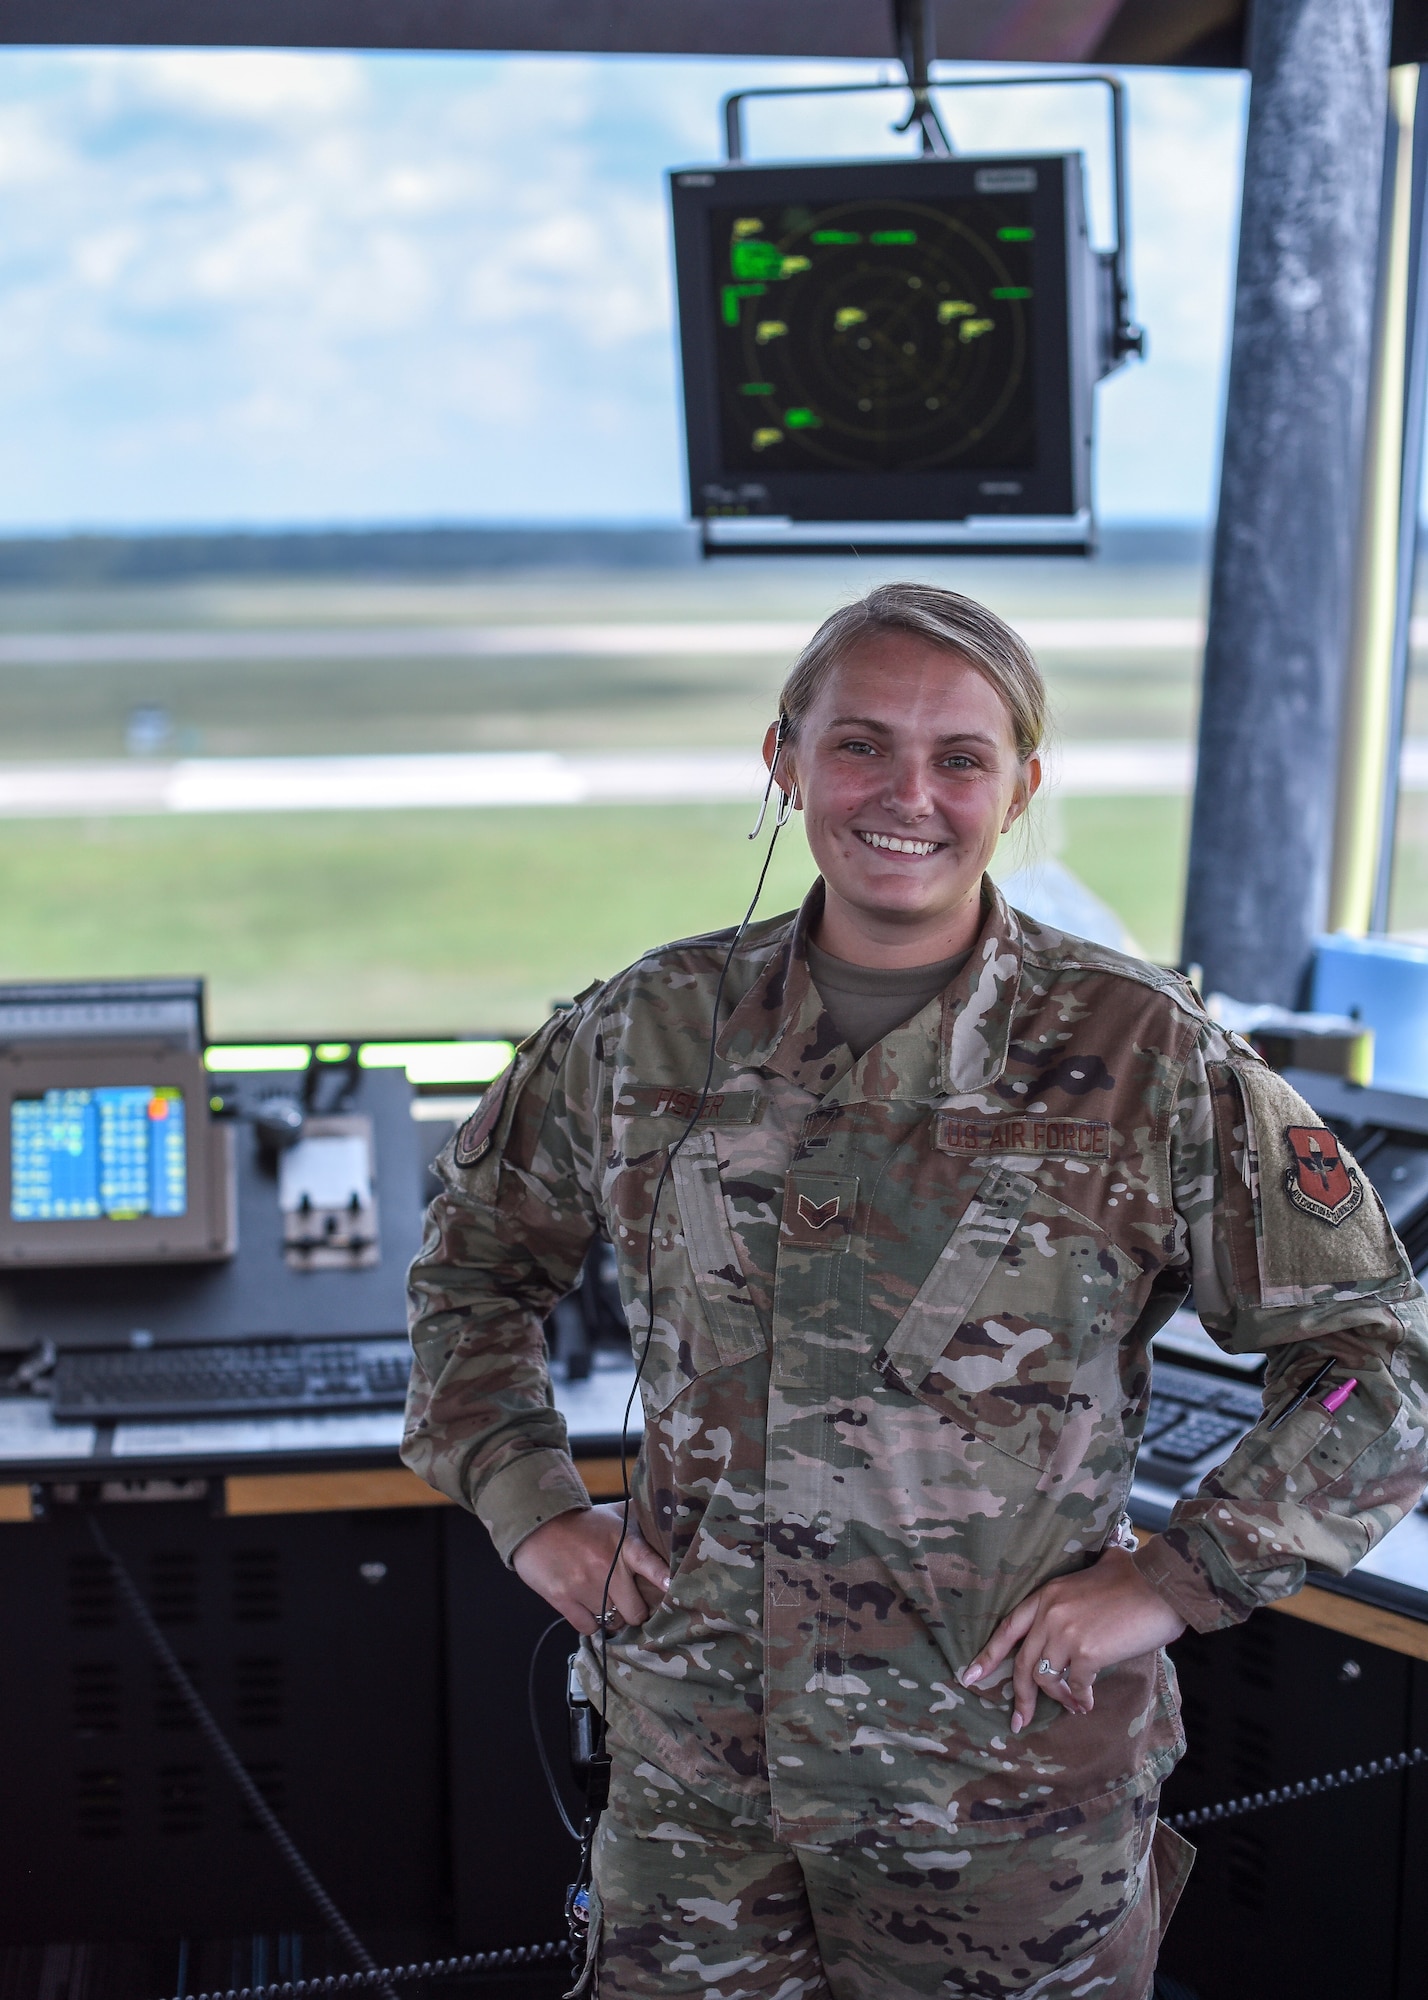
[[443, 1509, 583, 1951], [0, 1504, 449, 1945], [2, 1498, 1427, 2000], [1158, 1609, 1422, 2000]]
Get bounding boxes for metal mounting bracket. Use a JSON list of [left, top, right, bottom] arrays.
[[719, 33, 1145, 372]]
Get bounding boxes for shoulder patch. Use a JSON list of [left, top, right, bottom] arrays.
[[1216, 1060, 1401, 1298], [1284, 1124, 1364, 1227], [453, 1066, 514, 1167]]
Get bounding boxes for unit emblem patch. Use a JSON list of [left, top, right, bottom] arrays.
[[1284, 1125, 1363, 1226], [453, 1067, 513, 1167]]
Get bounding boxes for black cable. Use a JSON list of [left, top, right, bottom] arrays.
[[596, 801, 789, 1707], [160, 1938, 569, 2000], [528, 1614, 580, 1841], [84, 1512, 398, 2000], [1164, 1742, 1428, 1833], [559, 764, 793, 1964], [148, 1737, 1428, 1999]]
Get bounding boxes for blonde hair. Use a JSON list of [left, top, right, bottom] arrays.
[[777, 582, 1046, 761]]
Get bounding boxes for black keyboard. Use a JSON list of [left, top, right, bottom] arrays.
[[52, 1338, 412, 1423], [47, 1333, 1263, 1444], [1139, 1358, 1264, 1482]]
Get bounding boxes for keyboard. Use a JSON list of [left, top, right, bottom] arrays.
[[48, 1330, 1263, 1447], [1139, 1358, 1264, 1484], [52, 1338, 412, 1423]]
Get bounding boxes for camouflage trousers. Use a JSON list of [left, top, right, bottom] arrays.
[[587, 1753, 1193, 2000]]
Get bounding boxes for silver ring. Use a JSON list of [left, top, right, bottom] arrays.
[[1036, 1658, 1054, 1676], [597, 1608, 621, 1631]]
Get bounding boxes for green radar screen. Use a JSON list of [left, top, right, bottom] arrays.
[[712, 197, 1036, 475]]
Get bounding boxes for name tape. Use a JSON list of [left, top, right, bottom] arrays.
[[616, 1086, 764, 1126]]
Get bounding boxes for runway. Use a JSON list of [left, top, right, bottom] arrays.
[[0, 737, 1420, 815], [0, 616, 1212, 665]]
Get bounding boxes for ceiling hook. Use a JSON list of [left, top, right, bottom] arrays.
[[891, 0, 953, 157]]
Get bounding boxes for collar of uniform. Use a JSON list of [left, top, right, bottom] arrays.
[[938, 880, 1024, 1095], [716, 882, 852, 1093], [717, 876, 1024, 1098], [819, 881, 1024, 1104]]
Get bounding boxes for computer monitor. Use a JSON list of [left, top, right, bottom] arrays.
[[668, 154, 1103, 547], [0, 976, 204, 1052], [0, 1046, 235, 1269]]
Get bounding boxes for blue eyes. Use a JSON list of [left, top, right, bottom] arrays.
[[836, 740, 979, 771]]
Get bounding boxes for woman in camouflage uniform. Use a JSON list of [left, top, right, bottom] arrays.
[[405, 584, 1428, 1998]]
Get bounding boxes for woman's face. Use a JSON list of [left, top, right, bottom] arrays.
[[765, 630, 1039, 955]]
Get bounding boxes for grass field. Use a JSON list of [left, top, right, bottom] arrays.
[[1387, 794, 1428, 936], [0, 795, 1191, 1035], [6, 542, 1427, 1036], [0, 555, 1206, 760], [0, 548, 1214, 1032]]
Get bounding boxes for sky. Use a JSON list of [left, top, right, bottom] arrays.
[[0, 51, 1249, 531]]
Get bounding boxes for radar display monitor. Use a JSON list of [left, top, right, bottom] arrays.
[[12, 1085, 188, 1222], [0, 1047, 234, 1269], [670, 156, 1103, 546]]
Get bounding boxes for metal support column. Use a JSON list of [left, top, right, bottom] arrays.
[[1371, 68, 1428, 932], [1330, 67, 1424, 936], [1181, 0, 1393, 1006]]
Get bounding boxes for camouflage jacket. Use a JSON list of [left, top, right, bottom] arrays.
[[404, 880, 1428, 1846]]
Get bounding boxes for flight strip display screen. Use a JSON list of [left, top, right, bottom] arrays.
[[709, 193, 1036, 476], [11, 1085, 187, 1222]]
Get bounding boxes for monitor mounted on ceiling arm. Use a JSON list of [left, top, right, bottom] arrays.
[[667, 72, 1142, 558]]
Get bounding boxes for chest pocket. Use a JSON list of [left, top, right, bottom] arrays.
[[626, 1128, 765, 1416], [878, 1165, 1146, 1470]]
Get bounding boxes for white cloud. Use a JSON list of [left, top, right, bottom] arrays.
[[0, 49, 1248, 528], [85, 47, 367, 122]]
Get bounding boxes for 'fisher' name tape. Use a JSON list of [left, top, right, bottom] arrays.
[[617, 1086, 764, 1125]]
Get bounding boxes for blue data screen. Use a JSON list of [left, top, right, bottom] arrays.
[[10, 1086, 188, 1222]]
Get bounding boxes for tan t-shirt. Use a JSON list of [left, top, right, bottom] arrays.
[[806, 941, 973, 1061]]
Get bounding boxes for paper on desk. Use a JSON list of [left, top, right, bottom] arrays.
[[1352, 1503, 1428, 1598], [108, 1365, 640, 1461], [1152, 1308, 1264, 1377], [113, 1410, 404, 1457], [0, 1398, 97, 1460], [557, 1365, 643, 1443], [279, 1134, 371, 1213]]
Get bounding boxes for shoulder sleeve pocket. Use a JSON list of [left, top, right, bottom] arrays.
[[444, 1008, 583, 1194], [453, 1066, 514, 1167], [1211, 1060, 1406, 1306]]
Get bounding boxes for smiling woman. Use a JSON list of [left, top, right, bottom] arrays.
[[764, 580, 1044, 967], [403, 579, 1428, 1999]]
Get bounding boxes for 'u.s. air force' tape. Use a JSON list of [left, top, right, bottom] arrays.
[[935, 1113, 1110, 1158], [454, 1069, 514, 1166]]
